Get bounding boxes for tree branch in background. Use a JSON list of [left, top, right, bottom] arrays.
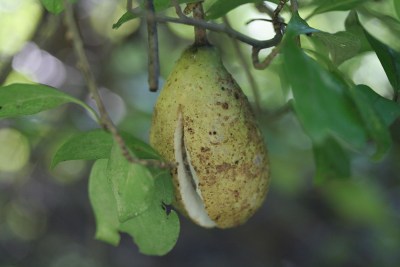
[[145, 0, 160, 92], [64, 1, 172, 169]]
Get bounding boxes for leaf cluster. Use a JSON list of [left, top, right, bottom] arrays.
[[0, 84, 179, 255]]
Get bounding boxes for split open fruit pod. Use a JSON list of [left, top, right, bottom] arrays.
[[150, 45, 270, 228]]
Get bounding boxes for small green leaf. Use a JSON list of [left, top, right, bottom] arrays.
[[113, 12, 137, 29], [51, 129, 112, 169], [313, 31, 361, 65], [0, 83, 98, 121], [89, 159, 120, 246], [354, 85, 400, 127], [284, 12, 319, 37], [119, 170, 179, 256], [362, 28, 400, 94], [206, 0, 263, 19], [308, 0, 370, 18], [283, 15, 368, 148], [349, 85, 392, 159], [313, 137, 350, 183], [107, 142, 155, 222], [40, 0, 64, 14]]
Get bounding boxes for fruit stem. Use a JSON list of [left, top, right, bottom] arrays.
[[192, 2, 209, 46]]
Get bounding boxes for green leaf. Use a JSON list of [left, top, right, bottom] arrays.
[[89, 159, 120, 246], [119, 170, 179, 256], [113, 12, 137, 29], [358, 7, 400, 38], [283, 14, 367, 148], [40, 0, 64, 14], [355, 85, 400, 127], [0, 83, 98, 121], [349, 85, 392, 159], [150, 169, 174, 205], [362, 28, 400, 94], [51, 129, 112, 169], [121, 132, 162, 160], [344, 11, 372, 53], [206, 0, 262, 19], [89, 159, 179, 255], [395, 0, 400, 19], [51, 130, 162, 168], [284, 12, 319, 37], [313, 137, 350, 183], [308, 0, 369, 18], [313, 31, 361, 65], [107, 142, 155, 222]]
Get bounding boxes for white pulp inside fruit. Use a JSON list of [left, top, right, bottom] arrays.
[[174, 113, 216, 228]]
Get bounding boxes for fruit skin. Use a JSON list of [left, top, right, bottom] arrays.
[[150, 45, 270, 228]]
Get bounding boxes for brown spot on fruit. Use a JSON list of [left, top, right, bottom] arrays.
[[200, 147, 210, 152], [216, 162, 232, 172]]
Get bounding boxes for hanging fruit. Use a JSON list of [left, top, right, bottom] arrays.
[[150, 44, 270, 228]]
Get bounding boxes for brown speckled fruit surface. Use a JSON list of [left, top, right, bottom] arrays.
[[150, 45, 270, 228]]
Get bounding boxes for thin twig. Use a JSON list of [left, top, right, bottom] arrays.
[[255, 2, 275, 18], [251, 0, 288, 69], [255, 1, 286, 34], [127, 6, 282, 49], [145, 0, 159, 92], [223, 16, 261, 114], [171, 0, 186, 18], [64, 1, 172, 169], [252, 45, 281, 69]]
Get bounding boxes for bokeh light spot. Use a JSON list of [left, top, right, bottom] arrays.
[[0, 128, 30, 173]]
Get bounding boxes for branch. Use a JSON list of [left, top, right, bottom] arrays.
[[171, 0, 186, 18], [127, 6, 282, 49], [145, 0, 160, 92], [64, 1, 172, 170], [251, 0, 288, 69]]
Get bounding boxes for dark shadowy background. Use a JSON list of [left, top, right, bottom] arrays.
[[0, 0, 399, 266]]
